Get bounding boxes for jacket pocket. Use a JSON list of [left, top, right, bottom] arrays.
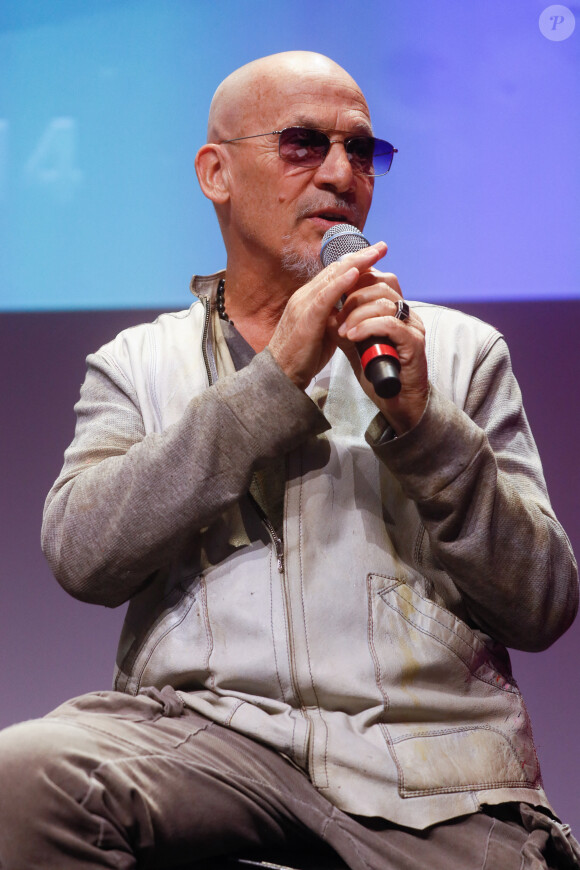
[[114, 572, 213, 696], [367, 574, 541, 797]]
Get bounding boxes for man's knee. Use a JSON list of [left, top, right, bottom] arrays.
[[0, 716, 140, 868], [0, 716, 97, 812]]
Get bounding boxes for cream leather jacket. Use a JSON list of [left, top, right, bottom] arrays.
[[42, 273, 578, 829]]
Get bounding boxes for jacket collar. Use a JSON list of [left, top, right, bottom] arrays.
[[189, 270, 226, 302]]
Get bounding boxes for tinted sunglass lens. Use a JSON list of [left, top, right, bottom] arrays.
[[279, 128, 329, 166], [346, 138, 375, 174], [370, 139, 395, 176], [346, 137, 395, 175]]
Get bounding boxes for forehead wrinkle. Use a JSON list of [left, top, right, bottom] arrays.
[[273, 87, 372, 134], [286, 116, 374, 136]]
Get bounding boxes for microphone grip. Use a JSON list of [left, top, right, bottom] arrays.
[[356, 337, 401, 399]]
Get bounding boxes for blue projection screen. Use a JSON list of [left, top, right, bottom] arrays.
[[0, 0, 578, 310]]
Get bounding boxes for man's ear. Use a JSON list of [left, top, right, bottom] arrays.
[[195, 144, 230, 204]]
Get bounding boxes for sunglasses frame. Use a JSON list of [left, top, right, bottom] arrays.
[[221, 126, 397, 177]]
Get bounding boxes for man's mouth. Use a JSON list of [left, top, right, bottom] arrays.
[[299, 198, 361, 230], [309, 211, 356, 226], [317, 213, 349, 222]]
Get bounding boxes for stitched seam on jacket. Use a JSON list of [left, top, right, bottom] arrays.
[[298, 446, 329, 788], [379, 593, 518, 694], [372, 575, 518, 694], [268, 544, 289, 705], [116, 578, 200, 693], [133, 590, 200, 693], [146, 324, 162, 428], [199, 577, 215, 691], [390, 724, 536, 792], [366, 575, 405, 792]]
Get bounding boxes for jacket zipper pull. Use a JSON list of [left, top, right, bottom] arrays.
[[246, 491, 285, 574], [273, 532, 284, 574]]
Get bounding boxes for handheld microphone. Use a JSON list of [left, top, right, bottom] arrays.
[[320, 224, 401, 398]]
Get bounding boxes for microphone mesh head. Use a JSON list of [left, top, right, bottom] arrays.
[[320, 224, 370, 267]]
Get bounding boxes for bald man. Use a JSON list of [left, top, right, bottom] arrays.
[[0, 52, 578, 870]]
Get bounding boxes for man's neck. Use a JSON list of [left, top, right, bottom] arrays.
[[220, 262, 299, 353]]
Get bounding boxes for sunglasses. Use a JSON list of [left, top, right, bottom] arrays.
[[221, 127, 397, 177]]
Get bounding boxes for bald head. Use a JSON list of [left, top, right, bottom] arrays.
[[207, 51, 368, 143]]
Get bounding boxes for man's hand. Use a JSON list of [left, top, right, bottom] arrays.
[[268, 242, 388, 390], [268, 241, 428, 436], [333, 268, 429, 435]]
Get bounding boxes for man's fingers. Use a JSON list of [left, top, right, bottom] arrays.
[[348, 269, 402, 296], [288, 241, 387, 321], [268, 241, 388, 391], [342, 315, 419, 345], [339, 275, 403, 318], [321, 241, 387, 283]]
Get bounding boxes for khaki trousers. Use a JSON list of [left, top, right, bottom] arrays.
[[0, 687, 577, 870]]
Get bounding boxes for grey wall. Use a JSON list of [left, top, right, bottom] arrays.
[[1, 300, 578, 830]]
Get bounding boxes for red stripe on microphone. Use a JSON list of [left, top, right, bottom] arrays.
[[360, 343, 400, 370]]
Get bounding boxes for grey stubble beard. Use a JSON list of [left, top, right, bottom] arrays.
[[279, 238, 323, 284], [279, 195, 363, 284]]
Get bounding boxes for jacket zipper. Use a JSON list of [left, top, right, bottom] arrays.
[[201, 295, 214, 387], [200, 296, 285, 574], [247, 491, 284, 573]]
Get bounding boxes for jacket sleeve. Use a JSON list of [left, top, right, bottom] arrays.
[[41, 347, 328, 607], [366, 336, 578, 652]]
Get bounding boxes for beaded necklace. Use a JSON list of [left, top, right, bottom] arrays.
[[216, 278, 232, 324]]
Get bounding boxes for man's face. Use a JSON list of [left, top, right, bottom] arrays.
[[222, 70, 375, 282]]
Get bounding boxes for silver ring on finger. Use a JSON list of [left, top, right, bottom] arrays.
[[394, 300, 410, 322]]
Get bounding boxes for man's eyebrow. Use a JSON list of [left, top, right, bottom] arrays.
[[283, 118, 374, 135]]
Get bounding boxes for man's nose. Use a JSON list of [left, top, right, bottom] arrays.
[[314, 140, 356, 191]]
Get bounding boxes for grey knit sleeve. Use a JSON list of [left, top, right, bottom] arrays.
[[366, 338, 578, 651], [41, 348, 328, 606]]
